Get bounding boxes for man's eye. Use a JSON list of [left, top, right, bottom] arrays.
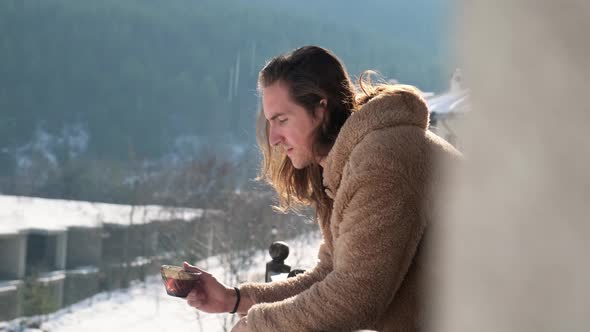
[[278, 118, 288, 124]]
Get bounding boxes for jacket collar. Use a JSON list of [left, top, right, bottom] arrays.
[[322, 85, 430, 197]]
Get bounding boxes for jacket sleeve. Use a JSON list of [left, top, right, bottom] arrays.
[[239, 241, 333, 304], [246, 161, 427, 331]]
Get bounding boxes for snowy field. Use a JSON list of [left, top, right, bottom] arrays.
[[2, 232, 322, 332], [0, 195, 203, 234]]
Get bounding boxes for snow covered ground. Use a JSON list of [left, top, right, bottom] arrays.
[[0, 195, 203, 234], [2, 232, 322, 332]]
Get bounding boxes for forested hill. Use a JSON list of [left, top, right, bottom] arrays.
[[0, 0, 452, 202]]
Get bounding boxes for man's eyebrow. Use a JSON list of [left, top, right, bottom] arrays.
[[269, 112, 286, 121]]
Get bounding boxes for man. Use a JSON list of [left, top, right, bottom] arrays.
[[185, 46, 461, 331]]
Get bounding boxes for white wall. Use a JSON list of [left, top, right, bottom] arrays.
[[433, 1, 590, 331]]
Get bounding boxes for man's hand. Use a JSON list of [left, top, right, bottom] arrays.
[[184, 262, 235, 313], [230, 316, 250, 332]]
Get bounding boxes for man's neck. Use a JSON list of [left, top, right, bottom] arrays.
[[316, 144, 333, 169]]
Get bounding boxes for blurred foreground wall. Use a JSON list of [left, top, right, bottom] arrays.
[[433, 1, 590, 331]]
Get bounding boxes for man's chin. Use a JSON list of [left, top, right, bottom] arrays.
[[290, 159, 312, 170], [288, 157, 304, 170], [290, 161, 304, 169]]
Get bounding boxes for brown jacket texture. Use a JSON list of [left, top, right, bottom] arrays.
[[240, 86, 461, 331]]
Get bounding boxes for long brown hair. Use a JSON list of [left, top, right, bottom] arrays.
[[256, 46, 382, 225], [257, 46, 356, 222]]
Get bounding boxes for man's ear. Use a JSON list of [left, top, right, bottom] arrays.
[[315, 99, 328, 119]]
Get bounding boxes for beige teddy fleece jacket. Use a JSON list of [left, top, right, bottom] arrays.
[[240, 85, 461, 331]]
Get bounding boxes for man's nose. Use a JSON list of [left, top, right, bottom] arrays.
[[269, 128, 282, 147]]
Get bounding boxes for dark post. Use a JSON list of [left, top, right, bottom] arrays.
[[265, 241, 291, 282]]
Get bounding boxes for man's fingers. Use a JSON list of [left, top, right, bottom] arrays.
[[187, 297, 202, 308], [187, 288, 205, 301], [186, 289, 197, 301]]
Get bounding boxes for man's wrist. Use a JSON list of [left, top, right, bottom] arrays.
[[226, 287, 238, 313], [229, 287, 241, 314]]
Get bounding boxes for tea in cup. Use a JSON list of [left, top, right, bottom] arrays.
[[160, 265, 200, 297]]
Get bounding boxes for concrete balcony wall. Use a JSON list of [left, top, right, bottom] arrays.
[[0, 233, 27, 280], [0, 203, 205, 322], [100, 224, 127, 265], [0, 281, 23, 321], [22, 271, 65, 317], [25, 230, 67, 276], [63, 268, 100, 307], [65, 226, 103, 269]]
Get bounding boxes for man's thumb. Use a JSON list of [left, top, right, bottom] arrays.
[[183, 261, 203, 274]]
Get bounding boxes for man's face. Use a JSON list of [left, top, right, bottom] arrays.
[[262, 81, 324, 169]]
